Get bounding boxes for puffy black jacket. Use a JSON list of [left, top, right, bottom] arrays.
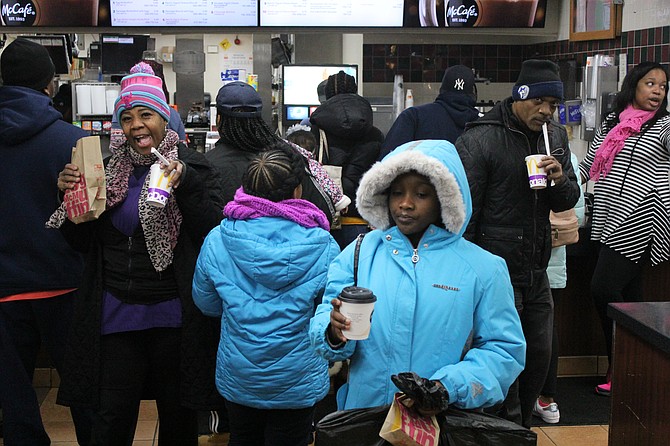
[[310, 93, 383, 219], [455, 98, 581, 287]]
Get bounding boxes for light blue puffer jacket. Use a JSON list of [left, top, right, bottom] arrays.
[[193, 215, 339, 409], [547, 153, 586, 289], [309, 140, 526, 410]]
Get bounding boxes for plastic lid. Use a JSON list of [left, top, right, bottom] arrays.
[[339, 286, 377, 304]]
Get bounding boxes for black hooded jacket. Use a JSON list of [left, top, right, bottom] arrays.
[[380, 90, 480, 158], [309, 93, 383, 219], [455, 98, 581, 287]]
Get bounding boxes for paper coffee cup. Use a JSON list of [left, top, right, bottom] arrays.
[[147, 164, 175, 207], [338, 286, 377, 340], [525, 155, 547, 189]]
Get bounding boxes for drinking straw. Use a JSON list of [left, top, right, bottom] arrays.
[[150, 147, 170, 166], [542, 122, 551, 156]]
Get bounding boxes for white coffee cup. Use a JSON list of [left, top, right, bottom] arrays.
[[338, 286, 377, 340], [525, 154, 547, 189], [147, 164, 175, 207]]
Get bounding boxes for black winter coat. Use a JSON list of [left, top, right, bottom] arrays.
[[310, 93, 384, 219], [56, 144, 227, 411], [206, 140, 336, 221], [455, 98, 581, 287]]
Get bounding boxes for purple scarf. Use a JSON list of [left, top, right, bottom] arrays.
[[589, 105, 656, 181], [224, 187, 330, 231]]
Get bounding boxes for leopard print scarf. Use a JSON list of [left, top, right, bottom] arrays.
[[47, 130, 182, 272], [107, 130, 182, 272]]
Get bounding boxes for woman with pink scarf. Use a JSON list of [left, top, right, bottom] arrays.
[[579, 62, 669, 396]]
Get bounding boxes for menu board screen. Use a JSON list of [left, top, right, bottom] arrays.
[[1, 0, 100, 26], [0, 0, 546, 28], [402, 0, 547, 28], [110, 0, 258, 27], [261, 0, 404, 27]]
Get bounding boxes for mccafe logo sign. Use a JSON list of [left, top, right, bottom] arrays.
[[1, 0, 37, 26], [445, 0, 479, 27]]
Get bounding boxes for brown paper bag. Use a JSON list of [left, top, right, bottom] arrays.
[[64, 136, 106, 224], [379, 393, 440, 446]]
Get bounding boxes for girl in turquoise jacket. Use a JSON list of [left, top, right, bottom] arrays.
[[309, 139, 526, 411], [193, 142, 340, 445]]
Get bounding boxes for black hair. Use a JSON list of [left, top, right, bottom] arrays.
[[286, 130, 316, 153], [217, 114, 283, 153], [242, 141, 306, 202], [604, 61, 669, 132]]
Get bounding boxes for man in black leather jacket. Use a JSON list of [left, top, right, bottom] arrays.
[[455, 59, 581, 429]]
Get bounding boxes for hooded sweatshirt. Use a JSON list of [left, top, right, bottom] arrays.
[[379, 88, 480, 158], [0, 86, 88, 298], [309, 140, 526, 410], [192, 200, 340, 409]]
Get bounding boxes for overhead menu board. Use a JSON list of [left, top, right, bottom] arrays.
[[110, 0, 258, 27], [0, 0, 546, 28], [260, 0, 404, 27]]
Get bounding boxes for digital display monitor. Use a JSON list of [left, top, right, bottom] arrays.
[[100, 34, 149, 75], [17, 35, 71, 75], [0, 0, 100, 26], [0, 0, 545, 28], [285, 106, 309, 121], [402, 0, 547, 28], [261, 0, 404, 27], [110, 0, 257, 27], [282, 65, 358, 107]]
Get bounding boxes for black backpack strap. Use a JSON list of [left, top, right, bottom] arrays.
[[353, 233, 365, 286]]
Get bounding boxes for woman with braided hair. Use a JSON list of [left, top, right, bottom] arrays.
[[206, 81, 345, 224], [193, 140, 339, 446]]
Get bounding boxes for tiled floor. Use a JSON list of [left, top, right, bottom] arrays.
[[0, 388, 610, 446]]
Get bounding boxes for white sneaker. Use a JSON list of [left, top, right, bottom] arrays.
[[532, 398, 560, 423]]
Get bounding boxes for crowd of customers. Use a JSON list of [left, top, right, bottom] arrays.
[[2, 30, 668, 444]]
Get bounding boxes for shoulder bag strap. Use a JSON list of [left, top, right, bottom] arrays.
[[318, 128, 329, 164], [353, 233, 365, 286]]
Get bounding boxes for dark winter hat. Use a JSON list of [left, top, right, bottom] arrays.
[[216, 81, 263, 118], [439, 65, 476, 98], [512, 59, 564, 101], [325, 70, 357, 100], [1, 38, 55, 91], [317, 79, 328, 103]]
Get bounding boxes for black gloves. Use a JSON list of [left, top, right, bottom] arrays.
[[391, 371, 450, 413]]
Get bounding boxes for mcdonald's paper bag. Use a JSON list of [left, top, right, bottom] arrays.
[[64, 136, 106, 223], [379, 393, 440, 446]]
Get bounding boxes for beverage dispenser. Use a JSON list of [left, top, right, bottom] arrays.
[[580, 55, 618, 141]]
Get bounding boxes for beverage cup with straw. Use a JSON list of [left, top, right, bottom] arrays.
[[147, 147, 176, 208]]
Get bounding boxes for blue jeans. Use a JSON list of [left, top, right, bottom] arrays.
[[0, 292, 92, 445]]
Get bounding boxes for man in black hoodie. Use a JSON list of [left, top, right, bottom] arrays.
[[0, 38, 91, 444], [379, 64, 480, 158]]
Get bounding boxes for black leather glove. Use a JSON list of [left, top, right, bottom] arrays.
[[391, 371, 449, 413]]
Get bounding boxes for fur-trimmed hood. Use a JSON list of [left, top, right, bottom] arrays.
[[356, 139, 471, 236]]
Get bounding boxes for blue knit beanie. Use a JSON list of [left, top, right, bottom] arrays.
[[512, 59, 564, 101]]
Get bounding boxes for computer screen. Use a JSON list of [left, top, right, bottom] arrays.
[[100, 34, 149, 75], [282, 65, 358, 106], [285, 106, 309, 121], [17, 35, 71, 75]]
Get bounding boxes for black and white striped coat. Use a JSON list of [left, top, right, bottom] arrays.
[[579, 113, 670, 265]]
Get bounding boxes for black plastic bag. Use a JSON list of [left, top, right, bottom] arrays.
[[439, 408, 537, 446], [315, 405, 391, 446], [315, 404, 536, 446]]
